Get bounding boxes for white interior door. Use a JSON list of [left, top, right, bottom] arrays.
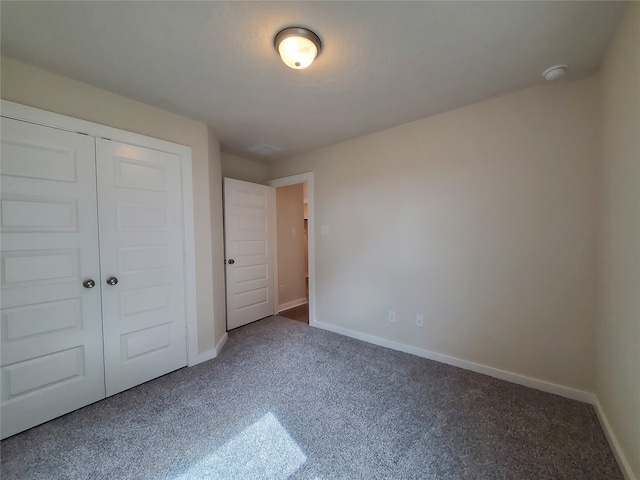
[[224, 178, 275, 330], [0, 118, 105, 438], [96, 139, 187, 396]]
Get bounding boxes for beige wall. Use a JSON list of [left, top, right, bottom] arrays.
[[275, 184, 307, 308], [1, 56, 224, 354], [596, 3, 640, 477], [207, 128, 227, 350], [270, 77, 599, 391], [221, 153, 269, 185]]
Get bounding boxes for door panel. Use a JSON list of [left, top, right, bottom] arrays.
[[0, 118, 105, 439], [224, 178, 275, 330], [96, 139, 186, 396]]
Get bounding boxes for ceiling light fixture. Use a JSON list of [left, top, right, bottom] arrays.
[[542, 64, 568, 81], [274, 27, 322, 70]]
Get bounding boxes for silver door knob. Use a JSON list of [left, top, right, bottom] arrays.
[[83, 279, 96, 289], [106, 276, 118, 285], [227, 259, 235, 265]]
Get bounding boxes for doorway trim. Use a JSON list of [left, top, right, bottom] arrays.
[[269, 172, 316, 325], [1, 100, 201, 367]]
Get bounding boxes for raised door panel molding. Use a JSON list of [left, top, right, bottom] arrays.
[[2, 298, 82, 342], [2, 250, 79, 286], [1, 197, 78, 233], [1, 346, 86, 402], [0, 139, 78, 183]]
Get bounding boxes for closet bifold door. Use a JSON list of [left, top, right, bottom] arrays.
[[95, 139, 187, 397], [0, 118, 105, 439]]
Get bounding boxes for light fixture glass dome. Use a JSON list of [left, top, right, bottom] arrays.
[[274, 27, 322, 70], [542, 64, 568, 81]]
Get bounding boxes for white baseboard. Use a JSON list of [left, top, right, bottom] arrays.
[[309, 320, 592, 403], [277, 298, 308, 313], [592, 396, 637, 480], [189, 332, 228, 366]]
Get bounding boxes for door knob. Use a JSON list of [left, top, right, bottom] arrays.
[[83, 279, 96, 289], [106, 276, 118, 285], [227, 259, 235, 265]]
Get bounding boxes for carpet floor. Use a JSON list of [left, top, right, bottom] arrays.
[[1, 316, 622, 479]]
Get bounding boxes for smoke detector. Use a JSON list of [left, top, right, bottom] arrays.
[[543, 64, 568, 81]]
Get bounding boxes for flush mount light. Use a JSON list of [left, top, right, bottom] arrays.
[[274, 27, 322, 70], [543, 64, 568, 81]]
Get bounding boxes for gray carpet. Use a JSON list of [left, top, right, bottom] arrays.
[[1, 316, 622, 479]]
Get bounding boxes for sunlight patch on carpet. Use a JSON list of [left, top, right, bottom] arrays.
[[173, 412, 306, 479]]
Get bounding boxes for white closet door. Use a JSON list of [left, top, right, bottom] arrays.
[[0, 118, 105, 439], [96, 139, 187, 396]]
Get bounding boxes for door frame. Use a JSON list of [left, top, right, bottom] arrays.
[[269, 173, 316, 325], [0, 100, 201, 367]]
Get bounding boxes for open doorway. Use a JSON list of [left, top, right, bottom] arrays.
[[274, 181, 309, 323], [269, 172, 315, 326]]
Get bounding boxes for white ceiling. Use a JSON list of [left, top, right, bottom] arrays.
[[1, 1, 628, 162]]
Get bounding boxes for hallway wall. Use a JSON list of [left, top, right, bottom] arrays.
[[275, 184, 307, 309]]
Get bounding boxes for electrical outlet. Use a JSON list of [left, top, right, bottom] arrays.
[[416, 314, 424, 327], [388, 311, 396, 323]]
